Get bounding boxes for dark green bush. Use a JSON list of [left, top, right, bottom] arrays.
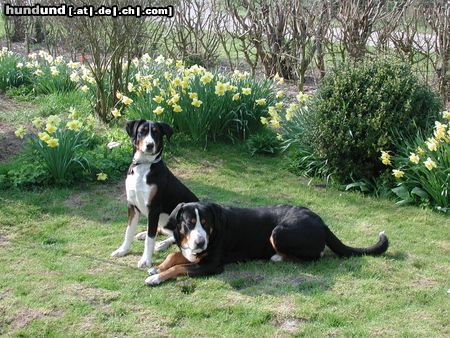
[[309, 59, 442, 182]]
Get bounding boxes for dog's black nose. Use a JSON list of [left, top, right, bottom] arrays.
[[146, 143, 154, 150], [195, 238, 205, 248]]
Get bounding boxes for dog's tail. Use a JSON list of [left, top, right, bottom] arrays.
[[325, 227, 388, 257]]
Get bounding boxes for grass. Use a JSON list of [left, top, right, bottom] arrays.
[[0, 139, 449, 336]]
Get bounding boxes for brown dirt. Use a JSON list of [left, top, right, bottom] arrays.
[[8, 308, 63, 331], [65, 283, 120, 305]]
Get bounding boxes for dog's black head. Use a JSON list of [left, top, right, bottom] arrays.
[[167, 202, 223, 257], [126, 120, 173, 156]]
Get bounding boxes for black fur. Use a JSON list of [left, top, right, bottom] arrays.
[[167, 202, 389, 276]]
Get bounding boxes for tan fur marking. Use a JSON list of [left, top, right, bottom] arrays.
[[157, 252, 190, 272], [148, 184, 158, 204], [158, 264, 191, 282], [128, 206, 136, 224]]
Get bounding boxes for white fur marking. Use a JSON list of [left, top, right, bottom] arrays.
[[379, 231, 386, 236], [111, 210, 140, 257], [155, 236, 176, 252], [138, 235, 155, 268], [187, 208, 207, 253], [135, 231, 147, 240], [145, 274, 161, 286], [181, 247, 199, 263], [148, 267, 160, 275], [270, 254, 283, 262]]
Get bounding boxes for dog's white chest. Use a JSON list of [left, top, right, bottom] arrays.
[[126, 165, 152, 216]]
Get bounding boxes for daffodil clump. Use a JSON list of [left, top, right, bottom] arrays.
[[258, 82, 311, 151], [380, 111, 449, 212], [15, 107, 94, 184], [12, 50, 78, 94], [86, 54, 277, 144], [0, 47, 30, 91]]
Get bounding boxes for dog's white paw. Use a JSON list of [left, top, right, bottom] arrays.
[[135, 231, 147, 240], [155, 240, 171, 252], [148, 267, 160, 275], [111, 247, 128, 257], [138, 257, 152, 268], [270, 254, 284, 262], [145, 274, 161, 286]]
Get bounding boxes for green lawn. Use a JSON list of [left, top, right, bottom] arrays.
[[0, 138, 449, 336]]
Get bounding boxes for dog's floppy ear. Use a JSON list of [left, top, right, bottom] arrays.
[[156, 122, 174, 140], [126, 120, 145, 138], [165, 202, 184, 231]]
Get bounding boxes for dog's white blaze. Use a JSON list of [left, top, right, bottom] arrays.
[[126, 166, 156, 217], [142, 132, 156, 152], [188, 208, 207, 252]]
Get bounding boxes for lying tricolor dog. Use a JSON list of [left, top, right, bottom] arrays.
[[145, 202, 389, 285], [111, 120, 198, 268]]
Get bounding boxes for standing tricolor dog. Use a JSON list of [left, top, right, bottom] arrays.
[[145, 202, 389, 285], [111, 120, 198, 268]]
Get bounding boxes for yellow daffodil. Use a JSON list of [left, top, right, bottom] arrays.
[[442, 110, 450, 119], [69, 72, 79, 82], [255, 98, 266, 106], [181, 78, 189, 89], [153, 95, 163, 104], [416, 147, 425, 156], [285, 110, 294, 121], [46, 124, 57, 134], [380, 150, 391, 166], [46, 137, 59, 148], [172, 94, 180, 103], [260, 117, 268, 125], [424, 157, 436, 171], [127, 82, 134, 92], [232, 93, 240, 101], [172, 78, 182, 87], [215, 82, 226, 96], [276, 91, 284, 99], [271, 119, 280, 128], [153, 79, 160, 87], [434, 121, 447, 140], [32, 117, 42, 128], [275, 102, 283, 110], [38, 132, 51, 142], [67, 61, 79, 69], [175, 60, 183, 68], [34, 69, 43, 76], [296, 92, 309, 103], [142, 53, 151, 63], [392, 169, 404, 179], [200, 72, 213, 85], [276, 133, 283, 140], [66, 120, 82, 131], [242, 87, 251, 95], [16, 62, 23, 68], [97, 172, 108, 181], [111, 108, 121, 118], [15, 127, 26, 138], [409, 153, 420, 164], [426, 138, 438, 151], [68, 107, 77, 119], [116, 91, 123, 100], [122, 96, 133, 105], [50, 66, 59, 76], [192, 98, 202, 108], [155, 55, 165, 64], [173, 104, 182, 113], [187, 92, 197, 100], [47, 115, 61, 126], [86, 115, 95, 126], [153, 106, 164, 115], [80, 85, 89, 93]]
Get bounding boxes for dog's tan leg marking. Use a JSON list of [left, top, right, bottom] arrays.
[[158, 252, 190, 272], [145, 264, 192, 285], [269, 234, 286, 262]]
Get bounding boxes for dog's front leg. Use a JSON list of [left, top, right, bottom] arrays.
[[145, 261, 224, 286], [148, 252, 190, 275], [111, 205, 140, 257], [138, 206, 161, 268]]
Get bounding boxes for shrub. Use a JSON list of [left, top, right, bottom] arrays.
[[0, 47, 30, 91], [309, 59, 442, 182], [379, 111, 449, 213]]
